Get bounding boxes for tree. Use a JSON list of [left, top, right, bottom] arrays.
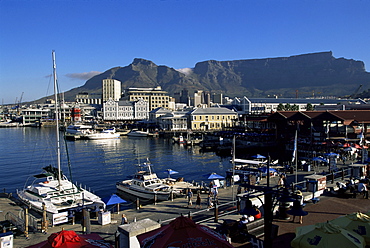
[[306, 103, 314, 111]]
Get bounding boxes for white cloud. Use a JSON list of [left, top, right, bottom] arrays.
[[65, 71, 101, 80], [176, 68, 193, 76]]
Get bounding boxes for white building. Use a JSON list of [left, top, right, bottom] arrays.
[[103, 79, 121, 102], [103, 98, 149, 121]]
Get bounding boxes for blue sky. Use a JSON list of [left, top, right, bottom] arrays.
[[1, 0, 369, 104]]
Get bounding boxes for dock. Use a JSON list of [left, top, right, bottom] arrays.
[[2, 161, 370, 247]]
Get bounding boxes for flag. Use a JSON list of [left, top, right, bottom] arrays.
[[292, 130, 297, 163]]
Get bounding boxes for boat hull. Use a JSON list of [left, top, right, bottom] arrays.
[[116, 183, 170, 201]]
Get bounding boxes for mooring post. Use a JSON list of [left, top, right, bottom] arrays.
[[214, 201, 218, 223], [136, 198, 140, 210]]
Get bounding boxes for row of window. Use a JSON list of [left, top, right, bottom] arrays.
[[192, 115, 234, 121]]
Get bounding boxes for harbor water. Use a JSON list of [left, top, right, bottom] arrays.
[[0, 127, 233, 199]]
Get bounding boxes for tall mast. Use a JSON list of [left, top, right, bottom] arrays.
[[52, 50, 62, 188]]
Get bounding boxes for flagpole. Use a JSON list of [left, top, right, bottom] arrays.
[[232, 135, 236, 202], [295, 130, 298, 184]]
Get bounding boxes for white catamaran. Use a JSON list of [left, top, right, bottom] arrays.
[[17, 51, 105, 215]]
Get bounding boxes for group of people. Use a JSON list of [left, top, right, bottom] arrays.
[[336, 177, 369, 199]]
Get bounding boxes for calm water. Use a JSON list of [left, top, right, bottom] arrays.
[[0, 128, 232, 198]]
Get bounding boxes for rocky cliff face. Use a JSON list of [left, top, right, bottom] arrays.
[[63, 51, 370, 101]]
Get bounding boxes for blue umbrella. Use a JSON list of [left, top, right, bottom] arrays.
[[102, 194, 127, 206], [312, 157, 328, 163], [102, 194, 127, 213], [324, 152, 338, 157], [203, 172, 225, 180], [258, 167, 277, 174], [164, 169, 179, 178], [251, 154, 266, 159]]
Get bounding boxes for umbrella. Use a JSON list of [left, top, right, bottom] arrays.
[[203, 172, 225, 180], [138, 216, 233, 248], [164, 168, 179, 178], [330, 212, 370, 246], [26, 230, 113, 248], [324, 152, 338, 157], [291, 222, 365, 248], [101, 194, 127, 213], [312, 157, 328, 163], [258, 167, 277, 174], [251, 154, 266, 159]]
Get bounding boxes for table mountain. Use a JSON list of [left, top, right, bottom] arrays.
[[63, 51, 370, 102]]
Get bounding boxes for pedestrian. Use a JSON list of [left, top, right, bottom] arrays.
[[358, 180, 369, 199], [121, 214, 128, 225], [195, 192, 202, 209], [187, 189, 194, 207], [207, 194, 213, 208]]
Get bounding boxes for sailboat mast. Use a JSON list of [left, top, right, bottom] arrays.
[[52, 50, 62, 187]]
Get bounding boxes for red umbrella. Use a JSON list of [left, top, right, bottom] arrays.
[[26, 230, 112, 248], [138, 216, 233, 248]]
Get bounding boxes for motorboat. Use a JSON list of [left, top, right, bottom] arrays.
[[86, 128, 120, 140], [17, 51, 105, 216], [116, 159, 172, 201], [127, 129, 149, 137], [66, 124, 94, 135]]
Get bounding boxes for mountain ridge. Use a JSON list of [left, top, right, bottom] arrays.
[[53, 51, 370, 102]]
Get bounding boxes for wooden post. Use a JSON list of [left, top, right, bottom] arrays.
[[188, 211, 192, 220], [136, 198, 140, 210], [42, 203, 48, 233], [341, 168, 344, 180], [214, 201, 218, 223], [154, 194, 157, 205], [24, 207, 29, 239], [170, 191, 174, 201], [331, 172, 334, 184]]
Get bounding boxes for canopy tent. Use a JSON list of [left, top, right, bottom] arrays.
[[138, 216, 233, 248], [163, 169, 179, 178], [291, 222, 365, 248], [203, 172, 225, 180], [26, 230, 112, 248], [101, 194, 127, 213], [258, 167, 277, 174], [312, 157, 328, 163], [330, 212, 370, 246]]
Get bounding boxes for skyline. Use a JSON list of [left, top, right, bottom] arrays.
[[1, 0, 370, 104]]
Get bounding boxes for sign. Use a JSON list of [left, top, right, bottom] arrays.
[[52, 212, 68, 225]]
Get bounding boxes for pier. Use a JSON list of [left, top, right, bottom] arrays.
[[2, 158, 370, 247]]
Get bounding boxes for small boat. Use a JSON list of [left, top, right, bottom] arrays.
[[127, 129, 149, 137], [116, 159, 172, 201], [66, 124, 94, 135], [17, 51, 105, 216], [86, 127, 120, 140]]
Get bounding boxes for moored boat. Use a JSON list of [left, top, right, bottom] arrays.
[[86, 127, 120, 140], [127, 129, 149, 137], [17, 51, 105, 218], [116, 159, 172, 201]]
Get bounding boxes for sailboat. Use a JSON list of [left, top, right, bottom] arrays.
[[17, 51, 105, 215]]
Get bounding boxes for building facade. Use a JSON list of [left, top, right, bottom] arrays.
[[103, 98, 148, 121], [123, 86, 170, 111], [103, 79, 121, 102], [189, 107, 238, 130]]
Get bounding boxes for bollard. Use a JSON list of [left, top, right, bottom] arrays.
[[170, 191, 174, 201], [341, 168, 344, 180], [188, 211, 192, 220], [154, 194, 157, 205], [237, 197, 241, 212], [136, 198, 140, 210], [214, 201, 218, 223], [24, 207, 29, 239], [331, 172, 334, 184]]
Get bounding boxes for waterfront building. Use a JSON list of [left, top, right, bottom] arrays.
[[122, 86, 170, 111], [189, 107, 238, 130], [103, 98, 149, 121], [75, 92, 102, 106], [157, 110, 189, 131], [103, 79, 122, 102], [21, 108, 50, 125]]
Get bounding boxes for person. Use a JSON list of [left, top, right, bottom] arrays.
[[238, 215, 249, 228], [278, 174, 285, 188], [290, 200, 305, 224], [207, 194, 213, 208], [358, 180, 369, 199], [187, 189, 194, 207], [121, 214, 128, 225], [195, 192, 202, 209]]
